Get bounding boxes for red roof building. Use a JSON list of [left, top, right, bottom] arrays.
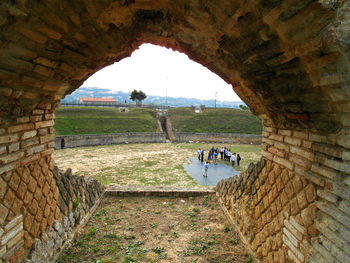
[[80, 97, 117, 105]]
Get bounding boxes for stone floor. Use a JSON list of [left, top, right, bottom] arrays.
[[183, 157, 240, 186]]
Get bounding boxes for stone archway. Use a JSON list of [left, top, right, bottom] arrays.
[[0, 1, 349, 262]]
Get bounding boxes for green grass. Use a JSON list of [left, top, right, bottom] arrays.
[[54, 107, 158, 135], [168, 107, 262, 134]]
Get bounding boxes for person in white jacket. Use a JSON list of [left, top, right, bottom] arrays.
[[230, 153, 236, 167]]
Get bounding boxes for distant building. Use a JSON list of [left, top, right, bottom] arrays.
[[80, 97, 117, 105]]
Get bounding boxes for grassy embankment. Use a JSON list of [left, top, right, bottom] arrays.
[[168, 107, 262, 134], [54, 107, 159, 135], [55, 106, 262, 135]]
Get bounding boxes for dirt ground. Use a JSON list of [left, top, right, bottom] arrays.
[[57, 194, 252, 263], [53, 143, 261, 187]]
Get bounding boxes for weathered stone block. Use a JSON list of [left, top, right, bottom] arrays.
[[0, 204, 9, 225], [273, 156, 294, 170], [0, 134, 19, 144], [290, 197, 300, 216], [285, 136, 302, 146], [21, 130, 37, 140], [305, 184, 316, 203], [296, 190, 308, 210], [34, 120, 54, 129], [8, 123, 34, 133]]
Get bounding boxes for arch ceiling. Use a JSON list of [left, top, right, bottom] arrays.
[[0, 0, 349, 132]]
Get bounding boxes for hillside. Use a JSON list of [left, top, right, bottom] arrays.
[[168, 107, 262, 134], [54, 107, 158, 135], [62, 86, 244, 108]]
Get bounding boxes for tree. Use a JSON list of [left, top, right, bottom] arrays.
[[130, 89, 147, 106], [239, 104, 249, 110]]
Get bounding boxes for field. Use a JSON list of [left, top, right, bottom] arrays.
[[168, 107, 262, 134], [53, 143, 262, 187], [54, 106, 262, 136], [54, 107, 159, 135], [57, 195, 251, 263]]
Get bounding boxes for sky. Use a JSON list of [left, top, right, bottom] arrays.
[[83, 43, 242, 102]]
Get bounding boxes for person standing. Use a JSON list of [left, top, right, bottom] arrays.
[[231, 153, 236, 167], [237, 154, 241, 166], [227, 150, 231, 162], [198, 148, 201, 161], [208, 150, 212, 161], [201, 149, 204, 162], [220, 147, 224, 160], [203, 161, 209, 177], [214, 151, 218, 164]]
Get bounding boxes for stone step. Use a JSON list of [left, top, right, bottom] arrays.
[[106, 185, 216, 197]]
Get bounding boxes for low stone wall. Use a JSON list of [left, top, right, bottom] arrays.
[[173, 132, 262, 144], [216, 157, 319, 262], [55, 132, 166, 149], [24, 167, 105, 262]]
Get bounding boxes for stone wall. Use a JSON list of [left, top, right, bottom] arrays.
[[24, 167, 105, 262], [0, 103, 105, 262], [0, 104, 59, 262], [55, 132, 166, 149], [216, 126, 350, 263], [173, 132, 262, 144]]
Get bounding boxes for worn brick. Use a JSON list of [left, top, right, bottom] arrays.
[[0, 177, 7, 199], [270, 134, 284, 142], [7, 123, 34, 133], [8, 142, 19, 153], [21, 137, 39, 148], [26, 144, 45, 155], [39, 134, 54, 144], [290, 197, 300, 215], [11, 198, 22, 215], [32, 109, 44, 115], [34, 120, 54, 129], [309, 133, 327, 143], [290, 146, 314, 161], [0, 134, 19, 144], [296, 190, 308, 210], [305, 184, 317, 203], [27, 176, 37, 193], [23, 190, 33, 206], [30, 115, 42, 122], [28, 198, 38, 216], [0, 204, 9, 225], [284, 136, 302, 146], [18, 27, 47, 44], [310, 164, 336, 180], [273, 156, 294, 170], [0, 145, 7, 155], [278, 129, 292, 136], [0, 151, 24, 165], [21, 130, 37, 140], [8, 172, 21, 192], [290, 154, 311, 169]]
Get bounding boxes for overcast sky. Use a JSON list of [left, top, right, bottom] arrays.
[[83, 43, 242, 102]]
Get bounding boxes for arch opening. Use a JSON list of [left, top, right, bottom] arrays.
[[0, 1, 349, 262]]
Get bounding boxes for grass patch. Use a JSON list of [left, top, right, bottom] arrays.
[[57, 195, 251, 263], [169, 107, 262, 134], [54, 107, 158, 135]]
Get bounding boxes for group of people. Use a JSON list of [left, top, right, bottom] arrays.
[[197, 146, 242, 177]]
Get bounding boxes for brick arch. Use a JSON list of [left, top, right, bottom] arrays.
[[0, 1, 349, 262]]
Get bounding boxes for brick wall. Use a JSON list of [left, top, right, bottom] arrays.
[[0, 103, 105, 262], [216, 126, 350, 263]]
